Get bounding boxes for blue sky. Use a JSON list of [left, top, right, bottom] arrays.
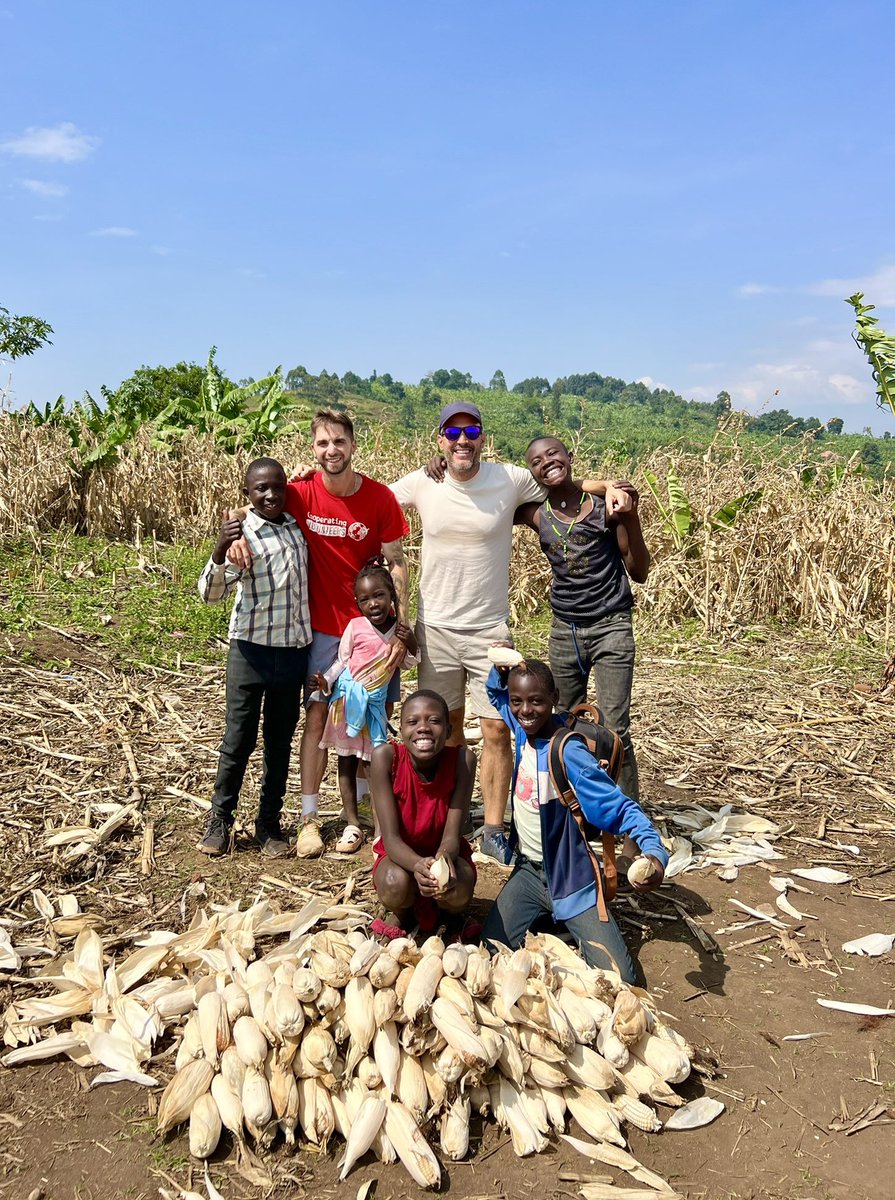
[[2, 1, 894, 433]]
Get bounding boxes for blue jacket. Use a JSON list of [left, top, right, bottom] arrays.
[[486, 667, 669, 922], [330, 666, 389, 748]]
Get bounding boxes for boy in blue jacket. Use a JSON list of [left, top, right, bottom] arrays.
[[482, 658, 667, 982]]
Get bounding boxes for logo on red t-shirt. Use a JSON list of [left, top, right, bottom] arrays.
[[348, 521, 370, 542]]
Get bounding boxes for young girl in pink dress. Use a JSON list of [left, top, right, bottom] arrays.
[[313, 563, 420, 853]]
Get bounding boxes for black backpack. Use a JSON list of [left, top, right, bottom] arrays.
[[547, 703, 625, 922]]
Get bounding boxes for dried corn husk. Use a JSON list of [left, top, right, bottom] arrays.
[[157, 1058, 215, 1135], [339, 1094, 386, 1179], [384, 1099, 441, 1188], [430, 856, 451, 894], [441, 943, 468, 978], [189, 1091, 222, 1159], [403, 954, 444, 1022], [398, 1052, 430, 1121], [440, 1093, 471, 1160]]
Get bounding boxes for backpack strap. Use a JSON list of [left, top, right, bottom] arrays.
[[548, 728, 617, 922]]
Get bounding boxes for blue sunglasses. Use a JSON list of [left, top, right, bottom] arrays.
[[441, 424, 483, 440]]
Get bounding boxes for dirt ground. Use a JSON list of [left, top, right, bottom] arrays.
[[1, 629, 893, 1200]]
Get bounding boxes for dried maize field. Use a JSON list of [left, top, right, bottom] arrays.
[[0, 617, 893, 1200]]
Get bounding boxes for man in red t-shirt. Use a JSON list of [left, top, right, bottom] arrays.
[[285, 410, 409, 857]]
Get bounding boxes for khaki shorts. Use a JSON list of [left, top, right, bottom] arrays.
[[415, 620, 512, 720]]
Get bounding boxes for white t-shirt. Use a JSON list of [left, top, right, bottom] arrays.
[[391, 462, 543, 631], [513, 740, 554, 862]]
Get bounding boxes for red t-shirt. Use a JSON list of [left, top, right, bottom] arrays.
[[285, 473, 409, 636]]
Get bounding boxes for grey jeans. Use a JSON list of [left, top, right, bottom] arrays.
[[482, 857, 636, 982], [548, 609, 639, 803]]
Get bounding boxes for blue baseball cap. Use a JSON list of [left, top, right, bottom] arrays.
[[438, 401, 482, 431]]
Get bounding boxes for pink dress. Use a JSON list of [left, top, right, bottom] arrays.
[[319, 616, 420, 760]]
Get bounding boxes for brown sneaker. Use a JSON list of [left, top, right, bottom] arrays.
[[197, 814, 231, 856], [295, 817, 324, 859]]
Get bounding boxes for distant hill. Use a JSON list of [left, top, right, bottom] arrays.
[[280, 366, 895, 474]]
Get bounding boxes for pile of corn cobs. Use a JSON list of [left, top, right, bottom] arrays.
[[2, 896, 711, 1191]]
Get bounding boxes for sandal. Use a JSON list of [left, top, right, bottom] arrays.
[[334, 823, 364, 854]]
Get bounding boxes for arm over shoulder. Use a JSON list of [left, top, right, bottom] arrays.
[[505, 462, 545, 506]]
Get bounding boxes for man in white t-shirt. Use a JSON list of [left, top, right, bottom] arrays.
[[390, 402, 544, 863]]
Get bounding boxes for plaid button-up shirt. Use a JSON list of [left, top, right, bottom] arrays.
[[198, 510, 311, 648]]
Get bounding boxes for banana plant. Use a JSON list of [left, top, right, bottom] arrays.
[[847, 293, 895, 419], [642, 465, 762, 553]]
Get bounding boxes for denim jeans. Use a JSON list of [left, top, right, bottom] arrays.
[[482, 857, 636, 982], [211, 639, 309, 827], [548, 609, 639, 803]]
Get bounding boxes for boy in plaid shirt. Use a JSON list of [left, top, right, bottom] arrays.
[[197, 458, 311, 857]]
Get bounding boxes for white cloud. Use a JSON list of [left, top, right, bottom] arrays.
[[1, 122, 98, 163], [828, 373, 865, 405], [736, 282, 781, 297], [687, 352, 872, 421], [805, 263, 895, 306], [18, 178, 68, 198], [91, 226, 137, 237], [636, 375, 670, 391], [151, 245, 172, 256]]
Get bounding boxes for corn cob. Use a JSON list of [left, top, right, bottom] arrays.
[[384, 1099, 441, 1188], [175, 1012, 204, 1071], [497, 1077, 548, 1156], [242, 1065, 274, 1140], [210, 1071, 244, 1143], [219, 1045, 246, 1097], [441, 943, 468, 978], [197, 991, 229, 1067], [157, 1058, 215, 1135], [420, 1052, 447, 1109], [373, 1021, 401, 1096], [436, 974, 476, 1021], [464, 947, 492, 997], [597, 1021, 630, 1068], [632, 1032, 691, 1084], [562, 1085, 626, 1147], [189, 1091, 222, 1159], [349, 938, 382, 977], [403, 954, 444, 1022], [537, 1082, 567, 1131], [232, 1015, 268, 1071], [368, 951, 402, 989], [396, 1050, 429, 1122], [434, 1045, 465, 1084], [612, 990, 649, 1048], [430, 996, 488, 1070], [222, 980, 250, 1023], [526, 1055, 567, 1089], [291, 967, 321, 1003], [339, 1094, 386, 1180], [357, 1055, 383, 1089], [373, 986, 399, 1028], [440, 1093, 471, 1160], [386, 937, 421, 966], [613, 1093, 663, 1132]]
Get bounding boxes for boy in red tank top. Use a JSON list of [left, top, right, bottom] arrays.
[[370, 690, 477, 932]]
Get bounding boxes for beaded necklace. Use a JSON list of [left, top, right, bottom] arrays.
[[545, 492, 589, 561]]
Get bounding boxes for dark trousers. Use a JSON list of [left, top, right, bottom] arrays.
[[482, 857, 636, 983], [548, 609, 640, 803], [211, 639, 309, 827]]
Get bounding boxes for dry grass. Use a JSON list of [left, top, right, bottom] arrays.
[[2, 415, 893, 639]]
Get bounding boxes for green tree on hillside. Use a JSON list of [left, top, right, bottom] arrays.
[[489, 369, 507, 391]]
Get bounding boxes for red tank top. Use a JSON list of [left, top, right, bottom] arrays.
[[388, 742, 459, 857]]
